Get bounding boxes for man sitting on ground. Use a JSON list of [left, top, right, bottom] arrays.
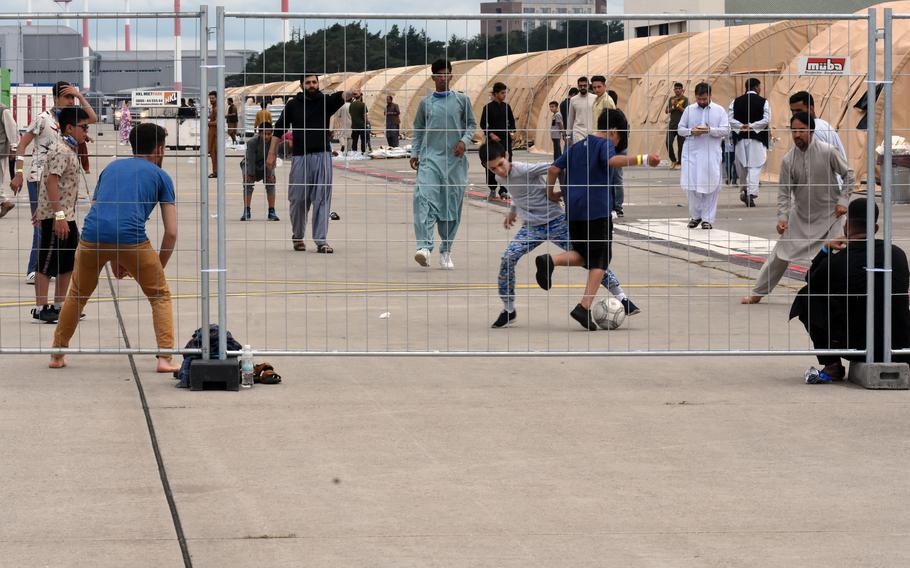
[[789, 198, 910, 380], [51, 123, 179, 372]]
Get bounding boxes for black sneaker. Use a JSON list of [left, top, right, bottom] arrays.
[[267, 208, 280, 221], [687, 218, 701, 229], [570, 304, 598, 331], [38, 304, 58, 324], [620, 298, 641, 316], [491, 309, 517, 328], [614, 207, 624, 218], [739, 188, 748, 205], [534, 254, 554, 291], [330, 211, 341, 220], [240, 207, 251, 221], [747, 195, 756, 208], [498, 187, 510, 200], [31, 307, 41, 322]]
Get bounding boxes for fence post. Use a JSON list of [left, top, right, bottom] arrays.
[[883, 8, 894, 363], [199, 4, 211, 360], [866, 7, 878, 364], [216, 5, 228, 359]]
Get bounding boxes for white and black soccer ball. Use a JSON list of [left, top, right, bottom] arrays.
[[591, 297, 626, 330]]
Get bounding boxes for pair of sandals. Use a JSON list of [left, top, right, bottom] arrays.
[[686, 218, 713, 230], [293, 241, 334, 254], [253, 362, 282, 384]]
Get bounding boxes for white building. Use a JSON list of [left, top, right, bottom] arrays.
[[480, 0, 609, 36], [623, 0, 725, 38]]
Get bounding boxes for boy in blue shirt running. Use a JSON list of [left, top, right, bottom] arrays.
[[537, 108, 658, 330]]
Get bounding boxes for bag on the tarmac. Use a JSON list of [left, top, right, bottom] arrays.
[[175, 324, 243, 388]]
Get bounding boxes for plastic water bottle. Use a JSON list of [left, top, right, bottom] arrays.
[[241, 345, 254, 389]]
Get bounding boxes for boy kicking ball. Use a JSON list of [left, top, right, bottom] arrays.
[[538, 108, 659, 330], [480, 141, 641, 328]]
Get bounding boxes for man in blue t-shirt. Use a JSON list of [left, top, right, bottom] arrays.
[[52, 123, 179, 373], [535, 108, 659, 330]]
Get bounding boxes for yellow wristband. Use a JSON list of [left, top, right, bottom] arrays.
[[15, 168, 24, 174], [54, 211, 66, 221]]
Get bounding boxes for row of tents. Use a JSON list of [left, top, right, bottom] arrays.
[[226, 1, 910, 183]]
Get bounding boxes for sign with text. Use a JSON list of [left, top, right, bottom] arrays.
[[798, 56, 850, 76], [131, 90, 180, 107]]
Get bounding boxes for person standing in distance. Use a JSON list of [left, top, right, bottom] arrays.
[[728, 78, 770, 207], [480, 82, 516, 200], [267, 74, 353, 253], [409, 59, 477, 270], [385, 95, 401, 148], [665, 82, 687, 169]]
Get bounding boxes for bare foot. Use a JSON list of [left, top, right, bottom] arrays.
[[49, 355, 67, 369], [156, 357, 180, 373], [741, 295, 763, 305], [155, 357, 180, 373]]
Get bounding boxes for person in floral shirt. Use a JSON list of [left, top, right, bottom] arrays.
[[32, 108, 90, 324], [10, 81, 97, 282]]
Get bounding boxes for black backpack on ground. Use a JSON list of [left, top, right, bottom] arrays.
[[176, 325, 242, 388]]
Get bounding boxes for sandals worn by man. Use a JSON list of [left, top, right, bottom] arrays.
[[253, 362, 282, 384], [293, 240, 306, 251], [317, 244, 334, 254]]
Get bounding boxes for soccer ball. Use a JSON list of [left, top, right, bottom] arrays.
[[591, 297, 626, 330]]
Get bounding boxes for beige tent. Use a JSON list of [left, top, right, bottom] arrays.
[[529, 35, 690, 155], [462, 52, 541, 143], [767, 1, 910, 184], [625, 20, 831, 159], [363, 64, 426, 137], [398, 60, 484, 137], [469, 47, 595, 147]]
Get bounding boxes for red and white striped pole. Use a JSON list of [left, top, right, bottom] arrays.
[[124, 0, 131, 52], [82, 0, 90, 90], [174, 0, 182, 93], [282, 0, 289, 43]]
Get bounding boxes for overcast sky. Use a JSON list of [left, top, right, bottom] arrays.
[[24, 0, 624, 50]]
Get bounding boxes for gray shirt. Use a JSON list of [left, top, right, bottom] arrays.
[[495, 161, 564, 227]]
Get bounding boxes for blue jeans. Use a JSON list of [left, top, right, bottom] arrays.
[[498, 216, 623, 312], [27, 181, 39, 274]]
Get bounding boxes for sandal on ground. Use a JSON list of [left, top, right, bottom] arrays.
[[253, 362, 282, 384], [208, 173, 217, 178], [293, 240, 306, 251], [317, 244, 334, 254]]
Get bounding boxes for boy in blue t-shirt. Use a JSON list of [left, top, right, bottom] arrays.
[[536, 108, 659, 330], [51, 123, 179, 372]]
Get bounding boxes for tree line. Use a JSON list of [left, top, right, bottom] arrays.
[[228, 20, 624, 87]]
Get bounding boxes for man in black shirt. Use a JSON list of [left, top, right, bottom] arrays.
[[267, 73, 353, 253], [790, 198, 910, 380], [480, 82, 516, 200]]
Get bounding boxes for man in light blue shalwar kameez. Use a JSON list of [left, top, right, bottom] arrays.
[[409, 58, 477, 270]]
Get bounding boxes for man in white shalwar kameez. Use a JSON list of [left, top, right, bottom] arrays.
[[742, 112, 854, 304], [678, 82, 730, 230], [728, 78, 770, 207]]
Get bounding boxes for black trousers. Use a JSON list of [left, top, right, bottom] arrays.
[[552, 138, 562, 161], [667, 130, 684, 164], [351, 129, 367, 152]]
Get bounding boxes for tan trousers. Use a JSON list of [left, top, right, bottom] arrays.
[[751, 249, 790, 297], [53, 240, 174, 351], [208, 126, 218, 173]]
